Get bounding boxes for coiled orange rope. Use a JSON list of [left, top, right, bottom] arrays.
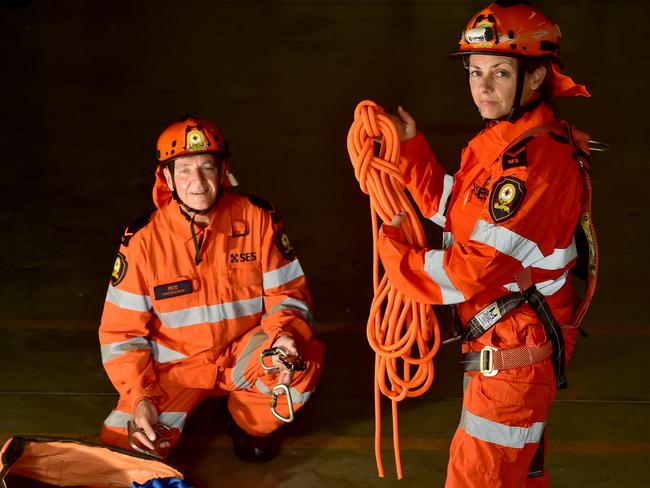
[[346, 100, 441, 479]]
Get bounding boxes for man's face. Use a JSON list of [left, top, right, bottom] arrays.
[[163, 153, 222, 211]]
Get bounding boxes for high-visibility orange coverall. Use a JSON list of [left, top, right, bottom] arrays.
[[99, 190, 324, 451], [378, 102, 584, 487]]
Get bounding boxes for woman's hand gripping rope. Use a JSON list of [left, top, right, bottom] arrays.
[[347, 100, 441, 479]]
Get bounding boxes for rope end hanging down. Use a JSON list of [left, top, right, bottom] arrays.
[[347, 100, 442, 479]]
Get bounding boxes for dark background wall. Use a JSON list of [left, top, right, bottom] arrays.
[[0, 0, 647, 348]]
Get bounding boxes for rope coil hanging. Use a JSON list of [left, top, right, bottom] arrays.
[[346, 100, 442, 479]]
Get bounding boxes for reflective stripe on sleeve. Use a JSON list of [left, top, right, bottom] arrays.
[[103, 410, 187, 432], [459, 407, 545, 449], [159, 412, 188, 430], [105, 285, 152, 312], [423, 249, 465, 304], [231, 328, 269, 389], [151, 342, 188, 363], [533, 240, 577, 270], [442, 232, 454, 250], [156, 296, 263, 328], [263, 260, 305, 290], [429, 174, 454, 228], [503, 270, 569, 296], [470, 219, 576, 270], [101, 337, 151, 363], [264, 297, 313, 325]]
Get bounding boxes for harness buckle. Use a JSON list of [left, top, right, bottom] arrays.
[[479, 346, 499, 377], [270, 383, 295, 423]]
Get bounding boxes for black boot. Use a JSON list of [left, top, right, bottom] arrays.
[[230, 424, 279, 463], [220, 410, 280, 463]]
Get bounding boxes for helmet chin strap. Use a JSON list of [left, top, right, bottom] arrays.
[[505, 59, 527, 123]]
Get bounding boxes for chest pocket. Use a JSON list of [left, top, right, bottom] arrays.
[[226, 250, 262, 288], [466, 178, 491, 209]]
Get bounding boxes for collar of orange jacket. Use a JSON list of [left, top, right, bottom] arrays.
[[469, 102, 558, 170]]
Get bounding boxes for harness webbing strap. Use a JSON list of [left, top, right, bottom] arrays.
[[462, 281, 567, 388]]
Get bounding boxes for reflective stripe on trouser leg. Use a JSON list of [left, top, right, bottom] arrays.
[[226, 335, 325, 436], [445, 373, 554, 487], [100, 379, 208, 454]]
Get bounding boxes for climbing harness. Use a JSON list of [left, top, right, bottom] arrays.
[[347, 100, 442, 479], [259, 347, 306, 423], [127, 420, 174, 459], [460, 120, 600, 389]]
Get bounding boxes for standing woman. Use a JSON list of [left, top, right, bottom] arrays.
[[379, 1, 594, 486]]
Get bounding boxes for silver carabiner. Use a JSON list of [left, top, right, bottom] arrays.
[[588, 139, 611, 152], [127, 420, 173, 459], [259, 347, 287, 372], [270, 383, 294, 423]]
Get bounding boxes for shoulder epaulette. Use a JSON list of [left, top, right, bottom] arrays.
[[548, 131, 570, 145], [501, 136, 533, 170], [121, 213, 152, 247], [247, 194, 274, 211], [247, 194, 282, 223]]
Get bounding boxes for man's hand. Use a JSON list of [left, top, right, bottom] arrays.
[[271, 335, 299, 389], [388, 106, 417, 141], [133, 399, 169, 450]]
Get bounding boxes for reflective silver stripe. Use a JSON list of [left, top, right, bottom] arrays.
[[101, 337, 151, 363], [470, 219, 576, 270], [231, 328, 268, 389], [159, 412, 188, 431], [157, 296, 263, 328], [105, 285, 152, 312], [264, 297, 313, 325], [470, 220, 541, 267], [429, 174, 454, 228], [442, 232, 454, 250], [423, 249, 465, 304], [460, 407, 545, 448], [263, 260, 304, 290], [103, 409, 187, 432], [151, 342, 188, 363], [534, 239, 577, 270], [502, 270, 569, 296], [463, 375, 471, 393], [254, 378, 312, 405], [103, 410, 132, 428]]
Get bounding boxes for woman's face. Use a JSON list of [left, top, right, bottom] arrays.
[[468, 54, 520, 120]]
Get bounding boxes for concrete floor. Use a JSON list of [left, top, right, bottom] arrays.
[[1, 0, 648, 486]]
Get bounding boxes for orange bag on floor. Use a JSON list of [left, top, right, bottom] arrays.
[[0, 436, 184, 487]]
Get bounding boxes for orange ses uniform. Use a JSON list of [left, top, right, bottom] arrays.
[[99, 190, 324, 449], [378, 102, 586, 487]]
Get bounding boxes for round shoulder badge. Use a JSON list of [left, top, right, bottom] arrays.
[[489, 176, 526, 223], [275, 228, 296, 261], [111, 252, 128, 286]]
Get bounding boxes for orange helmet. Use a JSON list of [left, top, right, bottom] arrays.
[[156, 115, 230, 164], [451, 1, 589, 103], [451, 1, 560, 61]]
